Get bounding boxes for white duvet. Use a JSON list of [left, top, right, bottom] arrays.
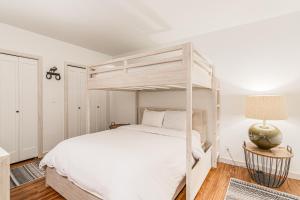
[[40, 125, 204, 200]]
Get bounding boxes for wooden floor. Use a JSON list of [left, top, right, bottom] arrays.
[[177, 163, 300, 200], [11, 162, 300, 200]]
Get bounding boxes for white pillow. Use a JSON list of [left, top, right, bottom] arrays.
[[162, 110, 186, 131], [142, 110, 165, 127]]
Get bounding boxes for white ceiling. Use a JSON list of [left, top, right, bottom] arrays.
[[0, 0, 300, 55]]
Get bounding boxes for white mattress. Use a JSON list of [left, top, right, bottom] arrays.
[[40, 125, 204, 200]]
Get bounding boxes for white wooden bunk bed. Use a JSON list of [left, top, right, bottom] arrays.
[[42, 43, 220, 200]]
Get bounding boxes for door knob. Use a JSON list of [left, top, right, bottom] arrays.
[[16, 110, 19, 113], [97, 106, 100, 108], [78, 107, 81, 109]]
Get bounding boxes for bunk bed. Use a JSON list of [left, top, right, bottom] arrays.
[[41, 42, 221, 200]]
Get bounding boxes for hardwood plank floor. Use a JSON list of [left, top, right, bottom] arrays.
[[11, 162, 300, 200], [194, 163, 300, 199]]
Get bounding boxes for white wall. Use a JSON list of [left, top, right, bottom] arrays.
[[109, 91, 137, 125], [136, 12, 300, 178], [0, 23, 110, 153], [190, 12, 300, 178]]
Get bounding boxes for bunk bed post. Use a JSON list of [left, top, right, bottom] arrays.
[[136, 90, 139, 124], [212, 68, 220, 168], [184, 42, 193, 200]]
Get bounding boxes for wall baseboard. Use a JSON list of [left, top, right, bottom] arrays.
[[219, 156, 300, 180]]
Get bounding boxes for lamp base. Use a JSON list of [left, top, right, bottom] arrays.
[[248, 123, 282, 150]]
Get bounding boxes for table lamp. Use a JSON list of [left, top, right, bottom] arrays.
[[245, 95, 287, 149]]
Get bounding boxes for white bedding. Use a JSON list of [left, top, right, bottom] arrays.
[[40, 125, 204, 200]]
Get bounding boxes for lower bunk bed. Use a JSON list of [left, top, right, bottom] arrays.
[[45, 150, 211, 200], [41, 109, 212, 200]]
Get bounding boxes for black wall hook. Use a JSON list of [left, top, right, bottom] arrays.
[[46, 66, 61, 80]]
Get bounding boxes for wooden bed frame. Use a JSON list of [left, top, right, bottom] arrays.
[[48, 167, 191, 200], [45, 42, 221, 200], [46, 148, 212, 200]]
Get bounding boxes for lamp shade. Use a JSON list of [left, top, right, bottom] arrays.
[[245, 95, 288, 120]]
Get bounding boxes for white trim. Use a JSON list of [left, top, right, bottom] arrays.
[[219, 156, 300, 180]]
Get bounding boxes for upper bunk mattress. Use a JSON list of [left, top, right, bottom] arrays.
[[40, 125, 204, 200]]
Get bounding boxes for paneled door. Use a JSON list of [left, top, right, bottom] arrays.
[[0, 54, 38, 163], [67, 65, 87, 138], [0, 54, 19, 163], [18, 58, 38, 161], [79, 68, 87, 135]]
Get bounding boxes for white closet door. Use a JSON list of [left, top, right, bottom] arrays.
[[67, 67, 80, 138], [79, 69, 87, 135], [89, 90, 107, 133], [67, 66, 86, 138], [0, 54, 19, 163], [18, 57, 38, 161]]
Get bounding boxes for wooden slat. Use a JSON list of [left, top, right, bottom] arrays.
[[89, 65, 124, 75], [123, 87, 153, 91], [119, 85, 172, 90], [90, 44, 185, 67], [88, 66, 187, 90], [120, 87, 143, 91], [142, 86, 170, 89], [193, 53, 212, 74], [193, 61, 211, 74], [109, 88, 139, 91], [166, 84, 186, 89], [126, 55, 183, 69], [193, 50, 211, 66], [191, 65, 212, 88], [90, 55, 183, 75]]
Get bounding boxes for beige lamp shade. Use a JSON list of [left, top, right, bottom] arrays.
[[245, 95, 288, 120]]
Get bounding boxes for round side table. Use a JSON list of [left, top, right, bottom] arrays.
[[243, 142, 293, 188]]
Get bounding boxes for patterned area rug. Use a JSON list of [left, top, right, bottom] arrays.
[[10, 160, 45, 189], [225, 178, 300, 200]]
